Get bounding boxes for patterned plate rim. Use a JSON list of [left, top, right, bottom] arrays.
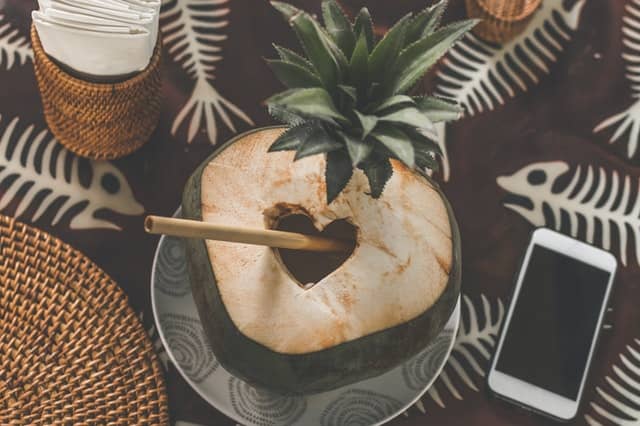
[[150, 209, 461, 425]]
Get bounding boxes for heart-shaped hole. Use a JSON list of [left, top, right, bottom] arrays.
[[273, 214, 357, 290]]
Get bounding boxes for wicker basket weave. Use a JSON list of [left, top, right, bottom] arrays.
[[465, 0, 541, 43], [31, 25, 162, 160], [0, 215, 169, 425]]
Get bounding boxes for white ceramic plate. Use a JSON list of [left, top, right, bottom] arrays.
[[151, 210, 460, 426]]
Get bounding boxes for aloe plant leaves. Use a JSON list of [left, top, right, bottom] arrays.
[[373, 95, 414, 113], [372, 127, 415, 168], [353, 8, 374, 52], [267, 59, 322, 88], [269, 123, 315, 152], [272, 2, 346, 88], [415, 96, 463, 122], [340, 131, 374, 166], [322, 0, 356, 57], [295, 125, 344, 160], [326, 149, 354, 203], [267, 87, 348, 124], [273, 44, 315, 72], [386, 19, 478, 95], [270, 122, 343, 162], [379, 106, 436, 136], [349, 31, 369, 95], [267, 0, 472, 202], [404, 0, 448, 46], [368, 13, 412, 83], [354, 110, 378, 138], [361, 157, 393, 199]]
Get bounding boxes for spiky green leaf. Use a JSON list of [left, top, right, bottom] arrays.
[[268, 104, 305, 126], [273, 3, 344, 88], [271, 1, 300, 19], [404, 0, 448, 46], [379, 106, 435, 136], [372, 95, 414, 113], [268, 123, 316, 152], [386, 19, 477, 95], [326, 149, 354, 203], [267, 88, 348, 124], [411, 130, 443, 156], [322, 0, 356, 57], [372, 127, 415, 168], [338, 84, 357, 103], [340, 131, 373, 166], [414, 144, 439, 170], [295, 125, 343, 160], [368, 13, 411, 83], [267, 59, 322, 88], [350, 31, 369, 95], [353, 8, 374, 52], [361, 158, 392, 198], [415, 96, 463, 122], [354, 111, 378, 138], [273, 44, 315, 71]]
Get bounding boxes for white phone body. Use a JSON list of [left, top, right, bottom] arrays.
[[487, 228, 617, 421]]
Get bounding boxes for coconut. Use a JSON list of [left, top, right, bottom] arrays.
[[182, 127, 461, 394]]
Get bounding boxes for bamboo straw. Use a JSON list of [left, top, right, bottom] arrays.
[[144, 216, 352, 253]]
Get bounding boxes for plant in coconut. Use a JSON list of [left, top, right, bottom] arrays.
[[182, 0, 473, 395], [266, 0, 476, 202]]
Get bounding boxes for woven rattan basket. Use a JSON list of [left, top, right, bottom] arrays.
[[0, 215, 169, 425], [465, 0, 541, 43], [31, 25, 162, 160]]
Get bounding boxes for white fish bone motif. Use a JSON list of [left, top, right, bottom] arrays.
[[594, 0, 640, 159], [161, 0, 253, 145], [497, 161, 640, 266], [426, 294, 503, 410], [410, 294, 504, 413], [0, 13, 31, 70], [0, 115, 144, 230], [433, 0, 586, 181], [585, 338, 640, 425]]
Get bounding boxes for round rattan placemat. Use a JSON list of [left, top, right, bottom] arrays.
[[0, 215, 169, 425]]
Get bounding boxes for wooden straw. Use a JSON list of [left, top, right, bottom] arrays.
[[144, 216, 352, 253]]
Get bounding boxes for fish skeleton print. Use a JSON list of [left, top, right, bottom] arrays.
[[161, 0, 254, 145], [497, 161, 640, 266], [585, 338, 640, 425], [0, 13, 31, 70], [409, 294, 504, 414], [594, 0, 640, 159], [0, 115, 144, 230], [433, 0, 586, 181]]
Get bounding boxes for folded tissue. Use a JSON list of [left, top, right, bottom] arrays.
[[33, 0, 160, 79]]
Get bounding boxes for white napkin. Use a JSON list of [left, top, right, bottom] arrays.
[[33, 0, 159, 79]]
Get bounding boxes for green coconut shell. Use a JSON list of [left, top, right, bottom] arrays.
[[182, 126, 461, 395]]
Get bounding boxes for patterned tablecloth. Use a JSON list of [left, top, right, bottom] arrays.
[[0, 0, 636, 424]]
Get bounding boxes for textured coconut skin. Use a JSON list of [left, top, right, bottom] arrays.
[[182, 127, 461, 395]]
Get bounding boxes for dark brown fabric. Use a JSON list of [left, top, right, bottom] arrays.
[[0, 0, 632, 424]]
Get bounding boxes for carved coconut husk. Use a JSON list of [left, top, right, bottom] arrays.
[[182, 127, 462, 395]]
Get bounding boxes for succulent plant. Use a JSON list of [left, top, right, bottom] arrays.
[[266, 0, 476, 203]]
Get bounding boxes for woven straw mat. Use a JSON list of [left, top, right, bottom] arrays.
[[0, 215, 169, 425]]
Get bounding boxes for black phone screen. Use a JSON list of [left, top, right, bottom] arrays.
[[494, 245, 611, 400]]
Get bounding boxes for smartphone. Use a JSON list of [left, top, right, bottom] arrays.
[[487, 228, 617, 421]]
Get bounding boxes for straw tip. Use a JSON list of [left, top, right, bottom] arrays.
[[144, 216, 154, 233]]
